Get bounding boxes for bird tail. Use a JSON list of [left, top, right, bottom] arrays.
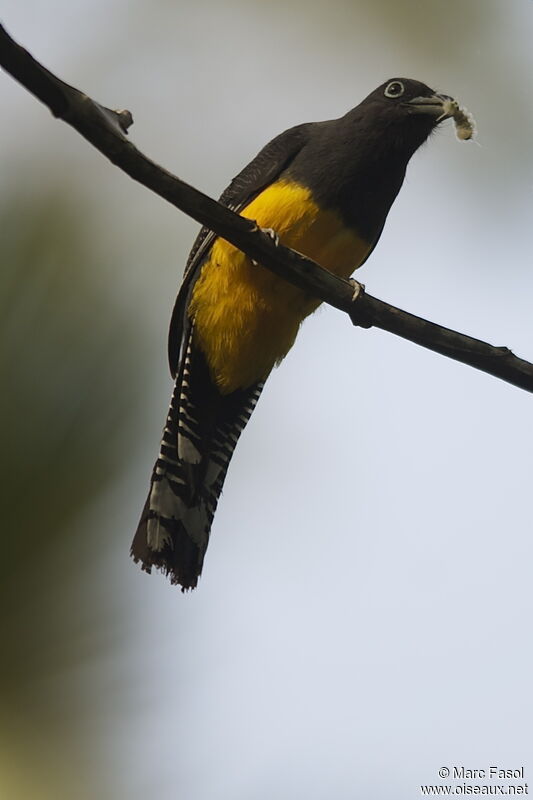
[[131, 333, 264, 590]]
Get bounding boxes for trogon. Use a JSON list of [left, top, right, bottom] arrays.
[[131, 78, 462, 590]]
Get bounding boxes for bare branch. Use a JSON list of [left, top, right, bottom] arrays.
[[1, 23, 532, 393]]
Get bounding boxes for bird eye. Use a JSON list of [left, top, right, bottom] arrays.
[[384, 80, 405, 98]]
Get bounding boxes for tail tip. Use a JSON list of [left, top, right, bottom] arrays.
[[130, 508, 204, 591]]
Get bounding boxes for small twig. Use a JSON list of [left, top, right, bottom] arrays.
[[1, 23, 532, 393]]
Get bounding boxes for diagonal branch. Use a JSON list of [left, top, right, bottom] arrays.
[[1, 23, 532, 393]]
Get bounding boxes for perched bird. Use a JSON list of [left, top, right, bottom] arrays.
[[132, 78, 466, 590]]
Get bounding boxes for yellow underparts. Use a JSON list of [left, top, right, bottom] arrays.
[[189, 180, 371, 393]]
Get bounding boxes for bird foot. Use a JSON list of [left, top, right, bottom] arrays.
[[261, 227, 280, 246], [349, 279, 372, 328], [349, 278, 365, 301], [252, 227, 280, 266]]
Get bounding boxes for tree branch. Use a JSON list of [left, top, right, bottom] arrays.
[[1, 23, 532, 393]]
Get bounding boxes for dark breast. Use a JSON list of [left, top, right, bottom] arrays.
[[284, 112, 416, 243]]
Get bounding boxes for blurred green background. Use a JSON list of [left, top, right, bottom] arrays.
[[1, 1, 532, 798]]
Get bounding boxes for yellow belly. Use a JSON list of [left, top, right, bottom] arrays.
[[189, 180, 371, 393]]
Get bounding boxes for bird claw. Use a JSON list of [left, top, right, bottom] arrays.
[[261, 227, 280, 247], [349, 278, 365, 301], [349, 279, 372, 328], [252, 227, 280, 266]]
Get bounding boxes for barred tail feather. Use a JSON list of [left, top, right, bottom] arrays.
[[131, 333, 264, 590]]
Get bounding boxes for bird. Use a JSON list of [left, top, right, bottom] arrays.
[[131, 78, 462, 590]]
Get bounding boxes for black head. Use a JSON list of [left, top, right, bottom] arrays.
[[359, 77, 455, 128], [336, 77, 458, 162]]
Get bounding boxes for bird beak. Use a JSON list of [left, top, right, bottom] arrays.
[[405, 93, 456, 122]]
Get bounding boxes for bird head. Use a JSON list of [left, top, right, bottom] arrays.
[[364, 78, 455, 121], [352, 78, 473, 155]]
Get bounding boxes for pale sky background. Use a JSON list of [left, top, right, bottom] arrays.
[[1, 1, 533, 799]]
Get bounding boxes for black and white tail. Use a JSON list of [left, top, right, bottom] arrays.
[[131, 330, 264, 590]]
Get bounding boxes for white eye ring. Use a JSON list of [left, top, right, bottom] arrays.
[[384, 80, 405, 98]]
